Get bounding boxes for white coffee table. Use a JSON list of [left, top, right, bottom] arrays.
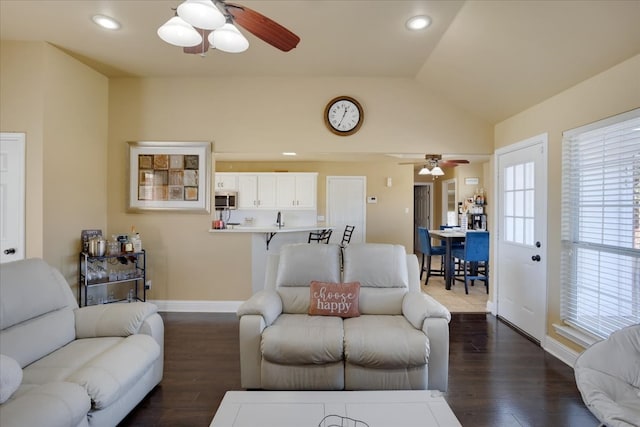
[[210, 390, 462, 427]]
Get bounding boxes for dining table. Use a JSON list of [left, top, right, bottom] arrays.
[[429, 229, 467, 290]]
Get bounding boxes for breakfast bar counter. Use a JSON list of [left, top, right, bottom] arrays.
[[209, 225, 333, 234], [209, 224, 334, 293], [209, 225, 333, 249]]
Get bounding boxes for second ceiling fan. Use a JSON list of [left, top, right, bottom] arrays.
[[400, 154, 470, 176]]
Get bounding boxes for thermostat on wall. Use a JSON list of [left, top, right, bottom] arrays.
[[367, 196, 377, 204]]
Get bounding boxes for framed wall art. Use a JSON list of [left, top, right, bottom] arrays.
[[128, 141, 211, 212]]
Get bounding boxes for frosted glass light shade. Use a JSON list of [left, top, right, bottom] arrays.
[[418, 166, 431, 175], [177, 0, 225, 30], [209, 23, 249, 53], [157, 16, 202, 47], [431, 166, 445, 176]]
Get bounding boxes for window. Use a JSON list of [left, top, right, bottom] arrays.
[[504, 161, 535, 245], [561, 108, 640, 339]]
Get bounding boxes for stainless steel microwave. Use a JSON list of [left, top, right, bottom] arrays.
[[214, 191, 238, 210]]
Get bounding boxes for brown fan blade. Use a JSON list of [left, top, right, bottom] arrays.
[[226, 3, 300, 52], [183, 28, 212, 54], [440, 160, 470, 167]]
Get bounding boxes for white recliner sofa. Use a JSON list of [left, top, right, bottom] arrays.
[[574, 324, 640, 427], [237, 243, 451, 392], [0, 258, 164, 427]]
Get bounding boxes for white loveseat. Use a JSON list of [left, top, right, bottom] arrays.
[[0, 258, 164, 427], [237, 243, 451, 392]]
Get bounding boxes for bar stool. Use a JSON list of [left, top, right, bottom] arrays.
[[341, 225, 355, 246], [308, 229, 332, 244]]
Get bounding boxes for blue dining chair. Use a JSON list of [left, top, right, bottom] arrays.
[[418, 227, 446, 285], [451, 231, 489, 294]]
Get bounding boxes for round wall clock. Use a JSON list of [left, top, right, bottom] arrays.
[[324, 96, 364, 136]]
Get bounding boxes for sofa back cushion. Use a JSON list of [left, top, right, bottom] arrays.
[[276, 243, 341, 313], [0, 258, 77, 366], [343, 244, 409, 314]]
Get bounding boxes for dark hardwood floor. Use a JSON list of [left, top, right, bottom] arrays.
[[118, 312, 598, 427]]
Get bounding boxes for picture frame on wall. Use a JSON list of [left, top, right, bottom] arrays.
[[127, 141, 211, 212]]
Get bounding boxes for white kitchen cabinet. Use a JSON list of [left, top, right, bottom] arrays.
[[238, 174, 277, 209], [276, 173, 317, 209], [214, 173, 238, 191]]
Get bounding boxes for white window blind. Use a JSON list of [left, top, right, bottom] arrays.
[[561, 108, 640, 339]]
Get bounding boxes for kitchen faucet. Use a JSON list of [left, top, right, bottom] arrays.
[[276, 211, 282, 228]]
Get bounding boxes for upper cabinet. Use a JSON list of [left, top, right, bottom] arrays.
[[238, 174, 277, 209], [217, 172, 317, 210], [277, 173, 317, 209], [214, 173, 238, 191]]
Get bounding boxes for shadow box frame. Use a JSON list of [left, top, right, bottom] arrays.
[[127, 141, 211, 213]]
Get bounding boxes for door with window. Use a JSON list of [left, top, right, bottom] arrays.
[[0, 133, 26, 263], [496, 134, 548, 342]]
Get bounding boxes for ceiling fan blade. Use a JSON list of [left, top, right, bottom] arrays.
[[183, 28, 212, 54], [225, 3, 300, 52], [440, 159, 470, 167]]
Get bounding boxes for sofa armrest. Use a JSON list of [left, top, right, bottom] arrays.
[[402, 291, 451, 330], [74, 302, 159, 338], [238, 315, 267, 389], [423, 317, 450, 392], [237, 290, 283, 326], [402, 291, 451, 392]]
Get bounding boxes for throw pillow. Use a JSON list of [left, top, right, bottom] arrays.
[[309, 281, 360, 318], [0, 354, 23, 404]]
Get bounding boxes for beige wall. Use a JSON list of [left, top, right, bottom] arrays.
[[495, 54, 640, 351], [0, 41, 108, 289], [1, 42, 46, 259], [108, 77, 492, 301]]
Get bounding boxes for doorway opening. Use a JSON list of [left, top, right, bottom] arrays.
[[413, 183, 434, 253]]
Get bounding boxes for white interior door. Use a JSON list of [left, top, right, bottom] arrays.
[[0, 133, 26, 263], [496, 134, 548, 342], [326, 176, 366, 244]]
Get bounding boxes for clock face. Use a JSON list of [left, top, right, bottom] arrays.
[[324, 96, 363, 136]]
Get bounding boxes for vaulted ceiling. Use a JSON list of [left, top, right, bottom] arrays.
[[2, 0, 639, 125]]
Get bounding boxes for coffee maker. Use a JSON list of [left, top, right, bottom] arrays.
[[470, 213, 487, 230]]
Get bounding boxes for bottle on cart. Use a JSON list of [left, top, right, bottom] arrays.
[[130, 226, 143, 252]]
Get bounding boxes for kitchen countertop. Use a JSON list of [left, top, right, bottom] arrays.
[[209, 225, 333, 233]]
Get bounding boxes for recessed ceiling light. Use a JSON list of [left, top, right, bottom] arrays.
[[406, 15, 431, 31], [92, 14, 121, 30], [282, 152, 297, 156]]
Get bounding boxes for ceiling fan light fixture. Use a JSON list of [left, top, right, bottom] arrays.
[[431, 166, 445, 176], [177, 0, 226, 30], [418, 166, 431, 175], [209, 23, 249, 53], [406, 15, 431, 31], [158, 16, 203, 47]]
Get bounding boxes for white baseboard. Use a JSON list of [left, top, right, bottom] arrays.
[[543, 334, 580, 368], [486, 299, 496, 315], [149, 300, 243, 313]]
